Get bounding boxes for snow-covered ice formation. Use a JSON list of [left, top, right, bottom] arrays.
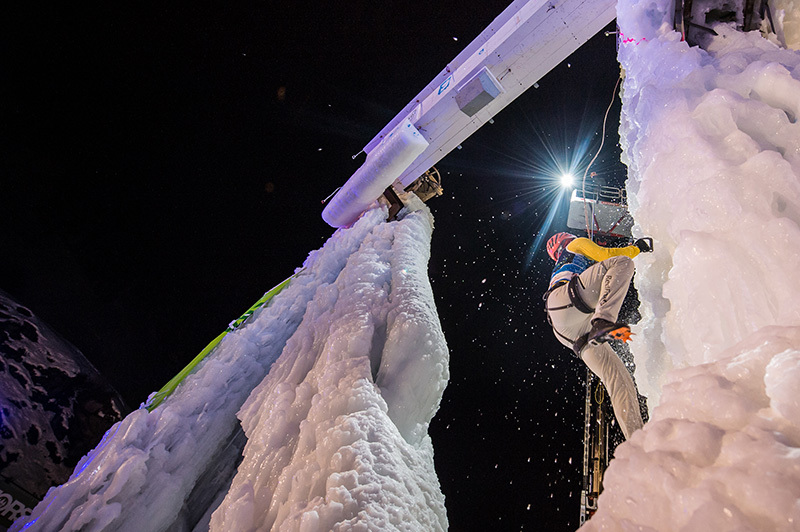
[[12, 201, 449, 531], [581, 0, 800, 530], [209, 203, 448, 531], [10, 1, 800, 530]]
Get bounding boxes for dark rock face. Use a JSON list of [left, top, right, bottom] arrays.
[[0, 290, 127, 528]]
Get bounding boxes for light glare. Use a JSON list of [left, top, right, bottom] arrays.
[[560, 173, 574, 188]]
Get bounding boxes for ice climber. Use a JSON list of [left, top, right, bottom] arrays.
[[543, 232, 653, 439]]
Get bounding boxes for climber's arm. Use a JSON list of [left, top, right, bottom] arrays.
[[566, 237, 640, 262]]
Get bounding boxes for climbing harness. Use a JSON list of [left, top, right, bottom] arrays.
[[544, 276, 595, 314], [543, 276, 595, 356]]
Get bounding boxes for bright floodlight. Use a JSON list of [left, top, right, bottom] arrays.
[[560, 173, 574, 188]]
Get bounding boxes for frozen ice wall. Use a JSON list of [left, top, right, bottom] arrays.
[[210, 201, 448, 531], [618, 0, 800, 407], [12, 201, 449, 531], [582, 0, 800, 530]]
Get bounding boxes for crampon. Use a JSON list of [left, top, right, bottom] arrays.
[[589, 321, 633, 345], [605, 326, 633, 343]]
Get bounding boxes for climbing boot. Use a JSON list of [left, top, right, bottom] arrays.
[[588, 318, 632, 345]]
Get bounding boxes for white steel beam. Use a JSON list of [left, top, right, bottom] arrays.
[[323, 0, 617, 227]]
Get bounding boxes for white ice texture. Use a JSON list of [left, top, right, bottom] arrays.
[[11, 201, 449, 532], [581, 0, 800, 530], [13, 1, 800, 530]]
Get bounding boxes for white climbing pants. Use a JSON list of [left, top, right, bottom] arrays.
[[547, 256, 644, 439]]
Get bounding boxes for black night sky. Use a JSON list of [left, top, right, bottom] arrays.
[[3, 2, 628, 530]]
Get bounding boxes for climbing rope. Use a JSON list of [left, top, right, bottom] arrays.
[[582, 74, 622, 241]]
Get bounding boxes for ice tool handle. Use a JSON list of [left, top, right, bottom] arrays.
[[634, 237, 654, 253]]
